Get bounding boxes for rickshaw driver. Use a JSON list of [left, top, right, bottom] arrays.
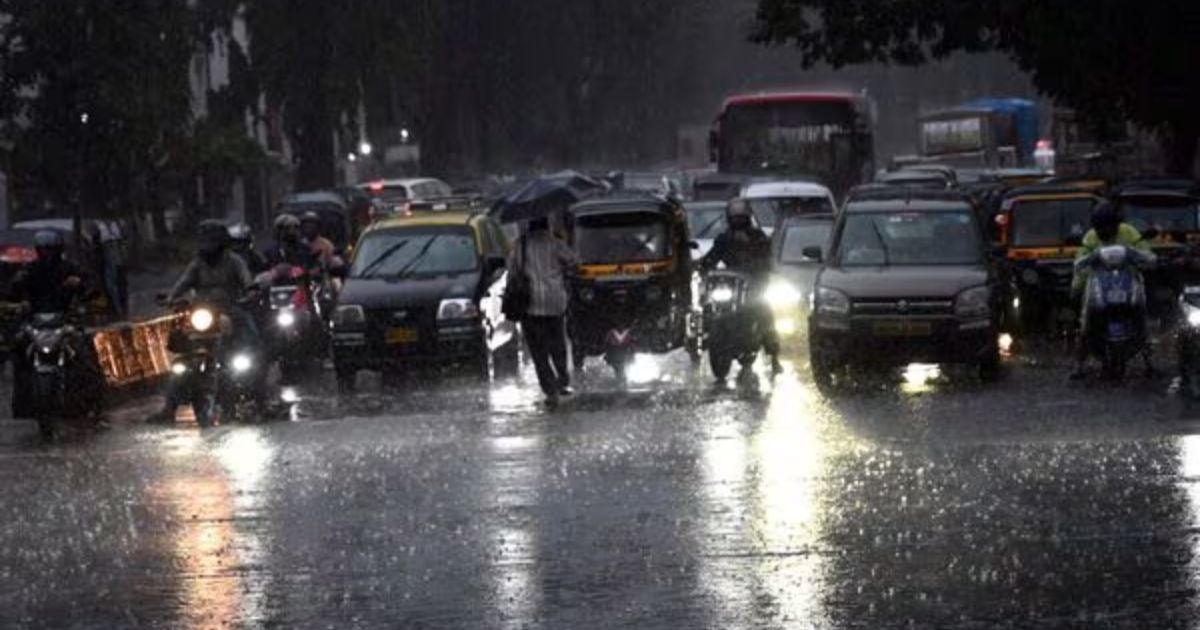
[[700, 198, 782, 373]]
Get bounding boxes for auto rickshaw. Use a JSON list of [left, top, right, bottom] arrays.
[[995, 183, 1100, 335], [567, 195, 694, 378]]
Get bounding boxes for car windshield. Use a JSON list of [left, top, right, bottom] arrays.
[[686, 204, 728, 239], [748, 196, 833, 228], [350, 227, 477, 278], [779, 222, 833, 264], [574, 212, 670, 263], [1010, 198, 1094, 247], [1122, 197, 1200, 234], [838, 210, 982, 266]]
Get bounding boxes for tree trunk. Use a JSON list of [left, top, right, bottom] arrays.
[[1164, 122, 1200, 177], [292, 102, 337, 191]]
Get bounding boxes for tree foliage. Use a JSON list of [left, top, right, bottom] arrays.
[[752, 0, 1200, 173]]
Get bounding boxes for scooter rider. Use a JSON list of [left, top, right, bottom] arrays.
[[229, 222, 269, 275], [1070, 202, 1156, 379], [9, 231, 91, 417], [700, 198, 782, 373], [152, 221, 262, 423]]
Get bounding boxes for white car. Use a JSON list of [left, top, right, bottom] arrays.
[[740, 180, 838, 236], [359, 177, 454, 210]]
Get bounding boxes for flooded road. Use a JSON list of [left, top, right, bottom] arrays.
[[2, 344, 1200, 628]]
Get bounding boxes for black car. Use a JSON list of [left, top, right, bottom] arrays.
[[807, 189, 1004, 387], [330, 210, 517, 390]]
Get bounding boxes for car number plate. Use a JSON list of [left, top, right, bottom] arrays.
[[873, 321, 932, 337], [386, 327, 419, 344], [1106, 289, 1128, 304]]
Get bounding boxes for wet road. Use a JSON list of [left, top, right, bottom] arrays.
[[3, 340, 1200, 629]]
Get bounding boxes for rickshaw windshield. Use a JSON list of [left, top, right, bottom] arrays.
[[575, 211, 671, 264], [1010, 198, 1093, 247], [1122, 197, 1200, 234]]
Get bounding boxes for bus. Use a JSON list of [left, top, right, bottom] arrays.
[[709, 91, 875, 199], [916, 98, 1039, 170]]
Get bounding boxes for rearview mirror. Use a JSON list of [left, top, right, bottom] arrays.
[[802, 246, 823, 262]]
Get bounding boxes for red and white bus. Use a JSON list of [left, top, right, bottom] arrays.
[[710, 91, 875, 198]]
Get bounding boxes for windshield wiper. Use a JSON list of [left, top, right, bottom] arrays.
[[870, 218, 891, 265], [357, 239, 411, 278], [392, 235, 442, 278]]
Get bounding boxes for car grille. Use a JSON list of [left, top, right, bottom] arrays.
[[852, 298, 954, 317]]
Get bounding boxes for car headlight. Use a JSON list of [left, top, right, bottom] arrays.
[[814, 286, 850, 316], [709, 286, 735, 303], [437, 298, 480, 320], [276, 309, 297, 328], [231, 353, 253, 373], [190, 308, 215, 332], [764, 279, 801, 308], [1186, 304, 1200, 328], [955, 286, 991, 319], [334, 304, 365, 327]]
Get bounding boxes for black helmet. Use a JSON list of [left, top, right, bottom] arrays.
[[33, 230, 64, 261], [726, 197, 754, 230], [196, 220, 230, 257], [1091, 201, 1122, 240]]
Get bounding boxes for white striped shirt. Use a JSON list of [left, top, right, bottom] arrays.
[[509, 232, 579, 317]]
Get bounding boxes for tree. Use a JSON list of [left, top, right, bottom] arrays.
[[0, 0, 198, 221], [752, 0, 1200, 174]]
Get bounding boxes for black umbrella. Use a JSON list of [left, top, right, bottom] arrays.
[[490, 170, 607, 224]]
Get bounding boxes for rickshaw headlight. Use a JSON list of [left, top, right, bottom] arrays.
[[190, 308, 215, 332], [645, 285, 662, 301], [710, 286, 735, 303], [578, 287, 595, 303]]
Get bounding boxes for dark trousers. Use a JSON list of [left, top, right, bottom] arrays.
[[523, 316, 569, 395]]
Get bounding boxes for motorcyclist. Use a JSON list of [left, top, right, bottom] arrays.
[[152, 221, 262, 423], [300, 211, 336, 268], [700, 198, 781, 373], [229, 222, 269, 275], [1069, 202, 1156, 379], [10, 231, 91, 417]]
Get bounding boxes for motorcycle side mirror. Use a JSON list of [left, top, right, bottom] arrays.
[[801, 246, 823, 262]]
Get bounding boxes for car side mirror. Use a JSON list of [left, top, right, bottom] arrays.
[[802, 246, 823, 262]]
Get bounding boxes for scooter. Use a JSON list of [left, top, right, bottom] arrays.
[[22, 310, 103, 435], [703, 270, 762, 379], [163, 296, 266, 427], [1078, 245, 1152, 380]]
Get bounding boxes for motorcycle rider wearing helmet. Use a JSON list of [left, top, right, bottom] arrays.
[[265, 214, 315, 270], [1069, 202, 1156, 379], [300, 211, 336, 268], [10, 231, 93, 417], [700, 198, 782, 373], [229, 222, 269, 275]]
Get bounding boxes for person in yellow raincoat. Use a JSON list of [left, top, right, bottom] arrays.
[[1070, 202, 1155, 378]]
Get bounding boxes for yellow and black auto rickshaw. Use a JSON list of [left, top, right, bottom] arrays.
[[567, 195, 694, 378], [996, 183, 1100, 334]]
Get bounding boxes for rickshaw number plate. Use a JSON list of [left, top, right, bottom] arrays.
[[386, 327, 419, 344], [873, 321, 932, 337]]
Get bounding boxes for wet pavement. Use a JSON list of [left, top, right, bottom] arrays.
[[3, 338, 1200, 629]]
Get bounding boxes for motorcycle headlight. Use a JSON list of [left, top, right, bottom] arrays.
[[334, 304, 365, 327], [955, 286, 991, 319], [764, 279, 801, 308], [276, 309, 297, 328], [171, 362, 187, 376], [231, 353, 253, 373], [190, 308, 215, 332], [437, 298, 479, 321], [709, 286, 735, 303], [814, 286, 850, 317]]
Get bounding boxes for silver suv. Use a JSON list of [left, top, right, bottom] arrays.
[[806, 190, 1003, 387]]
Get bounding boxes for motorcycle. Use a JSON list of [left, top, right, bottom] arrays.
[[260, 264, 328, 382], [164, 297, 265, 427], [22, 310, 102, 434], [703, 270, 762, 379], [1078, 245, 1152, 380]]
